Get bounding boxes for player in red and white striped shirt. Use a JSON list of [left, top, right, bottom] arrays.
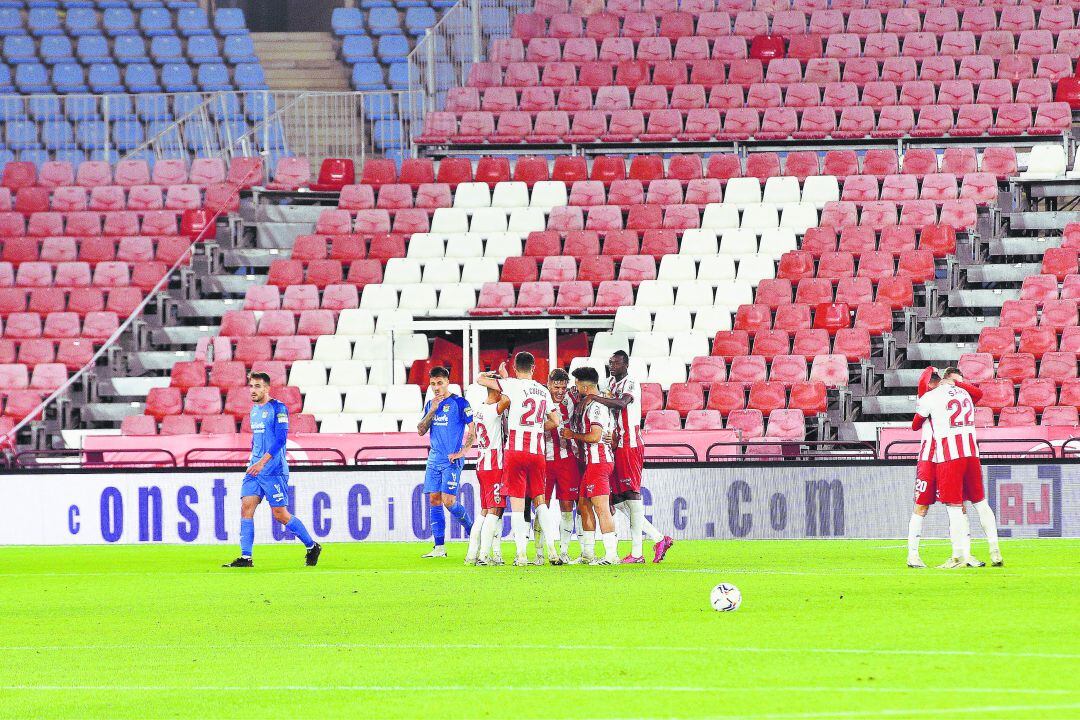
[[590, 351, 674, 563], [477, 352, 563, 567], [912, 366, 1002, 568], [561, 366, 620, 565], [545, 369, 586, 564], [465, 386, 509, 566]]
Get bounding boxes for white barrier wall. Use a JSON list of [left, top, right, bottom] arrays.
[[2, 464, 1076, 545]]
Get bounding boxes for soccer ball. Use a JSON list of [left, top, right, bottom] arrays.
[[710, 583, 741, 612]]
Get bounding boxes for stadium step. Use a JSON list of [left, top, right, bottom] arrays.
[[251, 32, 352, 92], [963, 263, 1041, 283], [947, 289, 1022, 308]]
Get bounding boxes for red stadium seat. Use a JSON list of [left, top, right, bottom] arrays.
[[1017, 378, 1057, 413], [666, 382, 705, 416]]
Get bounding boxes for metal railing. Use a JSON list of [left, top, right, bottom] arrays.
[[407, 0, 528, 143]]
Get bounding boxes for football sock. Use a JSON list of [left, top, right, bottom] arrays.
[[511, 511, 528, 557], [907, 513, 923, 556], [972, 500, 1001, 555], [601, 531, 619, 561], [537, 502, 558, 554], [479, 513, 499, 559], [447, 501, 472, 535], [285, 517, 314, 549], [490, 516, 504, 560], [559, 511, 574, 554], [641, 516, 665, 543], [580, 529, 594, 557], [466, 513, 484, 559], [429, 503, 445, 547], [946, 505, 967, 560], [627, 499, 646, 557], [240, 518, 254, 558]]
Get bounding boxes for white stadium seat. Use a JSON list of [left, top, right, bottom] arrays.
[[658, 254, 698, 282], [693, 306, 732, 334], [431, 207, 469, 234], [740, 203, 780, 232], [530, 180, 568, 211], [635, 280, 675, 308], [327, 360, 370, 390], [405, 234, 445, 260], [719, 229, 758, 256], [453, 182, 491, 209], [435, 284, 476, 314], [383, 385, 423, 416], [470, 208, 508, 233], [320, 415, 358, 433], [343, 386, 383, 414], [366, 359, 407, 387], [336, 309, 376, 337], [569, 356, 608, 386], [443, 233, 484, 260], [652, 306, 693, 335], [647, 360, 686, 389], [383, 258, 422, 285], [421, 258, 462, 284], [461, 257, 499, 285], [591, 330, 631, 357], [394, 333, 430, 364], [482, 233, 522, 261], [315, 335, 355, 361], [715, 279, 754, 309], [697, 255, 736, 282], [303, 386, 344, 415], [675, 281, 716, 309], [763, 176, 801, 205], [723, 177, 762, 207], [373, 309, 413, 334], [735, 255, 775, 286], [359, 284, 399, 311], [801, 175, 840, 208], [1022, 144, 1067, 179], [396, 284, 438, 313], [758, 229, 798, 260], [613, 306, 652, 333], [779, 202, 818, 234], [491, 181, 529, 209], [361, 415, 402, 433], [288, 360, 327, 389], [507, 207, 546, 234], [701, 202, 740, 230], [630, 332, 670, 361], [678, 229, 718, 257], [351, 333, 392, 364], [670, 331, 709, 364]]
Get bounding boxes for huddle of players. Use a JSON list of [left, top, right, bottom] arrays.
[[465, 350, 675, 567], [906, 365, 1003, 569]]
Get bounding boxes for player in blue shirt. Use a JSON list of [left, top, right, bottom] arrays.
[[416, 366, 475, 558], [223, 372, 322, 568]]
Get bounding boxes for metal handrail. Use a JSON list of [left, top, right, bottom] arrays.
[[705, 440, 878, 462], [182, 447, 348, 467], [354, 445, 430, 464], [882, 438, 1058, 460], [1063, 438, 1080, 458], [12, 448, 177, 469]]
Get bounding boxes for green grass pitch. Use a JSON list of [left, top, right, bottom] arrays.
[[1, 539, 1078, 720]]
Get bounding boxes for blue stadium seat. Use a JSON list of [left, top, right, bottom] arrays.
[[112, 120, 144, 150], [40, 35, 75, 64], [184, 123, 213, 152], [363, 93, 398, 119], [331, 7, 364, 35], [367, 8, 400, 35], [135, 94, 171, 121], [124, 63, 160, 92], [139, 7, 173, 36], [103, 93, 133, 121], [481, 7, 509, 30], [59, 0, 96, 7], [88, 62, 124, 92], [28, 7, 63, 36], [177, 7, 211, 36], [3, 36, 37, 63], [223, 34, 256, 64], [0, 149, 13, 175], [15, 63, 51, 93], [209, 92, 242, 121], [166, 1, 200, 9], [75, 119, 107, 148], [76, 35, 110, 64], [42, 119, 76, 150], [234, 63, 266, 90], [54, 148, 85, 167], [161, 62, 196, 92], [96, 0, 131, 7], [374, 120, 403, 150], [64, 95, 98, 121], [52, 62, 88, 92], [103, 8, 138, 36], [131, 0, 166, 7], [0, 65, 11, 92], [28, 95, 61, 120], [146, 119, 179, 147], [149, 35, 182, 63], [186, 35, 219, 64], [89, 148, 119, 164], [64, 7, 98, 36], [388, 62, 409, 89], [114, 35, 149, 64], [243, 91, 275, 121], [377, 35, 409, 63], [351, 62, 384, 91], [197, 62, 231, 90], [214, 8, 247, 35], [341, 36, 374, 63], [257, 121, 286, 151], [398, 0, 429, 9], [404, 7, 436, 36], [172, 91, 203, 116], [0, 96, 27, 122], [20, 149, 51, 168], [6, 120, 41, 150], [0, 9, 21, 36], [217, 119, 246, 145], [361, 0, 394, 10]]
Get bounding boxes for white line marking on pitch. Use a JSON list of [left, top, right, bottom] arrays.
[[1, 642, 1076, 660], [655, 703, 1080, 720], [0, 685, 1076, 696]]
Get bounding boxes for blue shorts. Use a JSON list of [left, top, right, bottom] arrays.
[[241, 474, 290, 507], [424, 457, 464, 496]]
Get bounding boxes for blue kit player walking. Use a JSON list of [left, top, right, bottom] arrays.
[[416, 366, 476, 558], [223, 372, 322, 568]]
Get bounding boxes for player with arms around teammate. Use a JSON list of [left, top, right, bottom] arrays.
[[545, 368, 586, 564], [586, 350, 674, 563], [223, 372, 321, 568], [912, 367, 1002, 569], [417, 366, 476, 558], [465, 384, 509, 565], [562, 366, 621, 565], [907, 365, 941, 569], [477, 352, 563, 566]]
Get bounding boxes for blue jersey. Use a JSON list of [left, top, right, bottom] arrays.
[[425, 394, 473, 463], [249, 398, 289, 476]]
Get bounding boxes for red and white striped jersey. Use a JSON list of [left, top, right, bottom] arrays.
[[473, 400, 505, 471], [915, 383, 980, 461], [918, 421, 935, 461], [574, 398, 614, 465], [546, 392, 579, 461], [602, 374, 642, 449], [496, 376, 552, 456]]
